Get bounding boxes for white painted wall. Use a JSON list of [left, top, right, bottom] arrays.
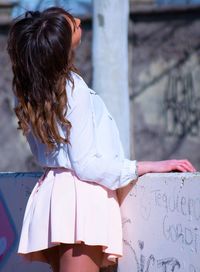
[[92, 0, 130, 157], [118, 173, 200, 272]]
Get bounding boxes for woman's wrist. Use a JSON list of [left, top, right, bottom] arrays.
[[137, 161, 153, 176]]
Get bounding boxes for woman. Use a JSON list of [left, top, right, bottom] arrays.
[[7, 7, 196, 272]]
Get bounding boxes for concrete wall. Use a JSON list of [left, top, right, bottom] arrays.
[[1, 172, 200, 272], [129, 15, 200, 169], [0, 172, 51, 272], [118, 172, 200, 272]]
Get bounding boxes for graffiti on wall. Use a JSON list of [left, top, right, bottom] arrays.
[[164, 72, 200, 137], [124, 239, 182, 272], [0, 190, 17, 270], [121, 176, 200, 272]]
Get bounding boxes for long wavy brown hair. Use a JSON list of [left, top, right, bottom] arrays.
[[7, 7, 78, 151]]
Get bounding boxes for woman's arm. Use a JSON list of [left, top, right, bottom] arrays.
[[66, 75, 196, 190], [137, 160, 196, 176], [66, 76, 138, 190]]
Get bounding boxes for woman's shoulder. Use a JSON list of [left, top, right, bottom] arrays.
[[65, 72, 92, 110], [70, 71, 88, 88], [70, 72, 97, 96]]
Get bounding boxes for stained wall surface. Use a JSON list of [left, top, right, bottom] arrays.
[[118, 173, 200, 272], [129, 15, 200, 168], [0, 173, 51, 272]]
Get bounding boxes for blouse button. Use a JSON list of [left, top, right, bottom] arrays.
[[95, 153, 102, 158]]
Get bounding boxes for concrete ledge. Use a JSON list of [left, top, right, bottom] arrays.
[[118, 172, 200, 272], [0, 172, 200, 272], [0, 172, 49, 272]]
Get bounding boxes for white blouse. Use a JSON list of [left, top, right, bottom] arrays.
[[25, 72, 138, 190]]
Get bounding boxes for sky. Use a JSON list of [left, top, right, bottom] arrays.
[[13, 0, 92, 17], [12, 0, 200, 18]]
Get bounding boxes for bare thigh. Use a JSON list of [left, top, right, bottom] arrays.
[[43, 243, 103, 272], [59, 243, 103, 272]]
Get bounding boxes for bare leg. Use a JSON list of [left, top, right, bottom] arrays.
[[59, 243, 103, 272], [42, 245, 60, 272]]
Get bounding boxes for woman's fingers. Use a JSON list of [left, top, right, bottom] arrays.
[[173, 160, 196, 172], [179, 160, 196, 172], [176, 165, 188, 172], [137, 159, 197, 176], [156, 160, 196, 173]]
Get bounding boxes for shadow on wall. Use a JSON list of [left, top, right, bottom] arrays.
[[129, 14, 200, 168]]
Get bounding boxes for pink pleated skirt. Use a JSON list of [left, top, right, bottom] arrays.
[[17, 168, 123, 267]]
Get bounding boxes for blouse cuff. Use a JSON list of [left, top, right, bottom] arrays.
[[119, 159, 138, 188]]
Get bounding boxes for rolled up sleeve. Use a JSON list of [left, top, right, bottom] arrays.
[[67, 77, 138, 190]]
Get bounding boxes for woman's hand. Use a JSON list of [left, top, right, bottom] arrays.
[[137, 160, 197, 177]]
